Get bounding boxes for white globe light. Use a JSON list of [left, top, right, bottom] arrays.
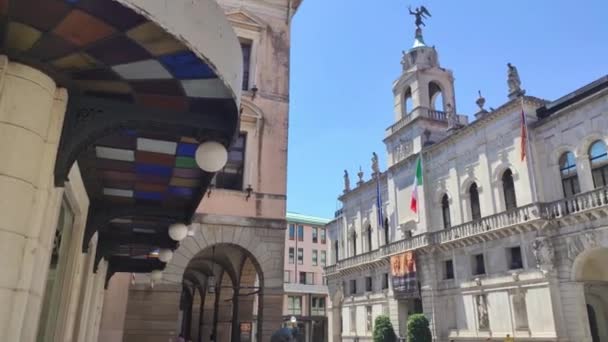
[[168, 223, 188, 241], [195, 141, 228, 172], [158, 249, 173, 262], [150, 270, 163, 281]]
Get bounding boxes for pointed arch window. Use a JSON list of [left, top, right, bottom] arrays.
[[502, 169, 517, 211], [441, 194, 451, 229], [559, 152, 580, 197], [469, 183, 481, 220], [589, 140, 608, 188]]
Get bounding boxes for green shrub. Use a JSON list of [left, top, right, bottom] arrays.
[[406, 314, 432, 342], [373, 315, 396, 342]]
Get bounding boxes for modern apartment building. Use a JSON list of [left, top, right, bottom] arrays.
[[284, 212, 331, 342]]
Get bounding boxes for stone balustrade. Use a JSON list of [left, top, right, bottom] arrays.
[[542, 186, 608, 218], [386, 107, 468, 135], [325, 186, 608, 275]]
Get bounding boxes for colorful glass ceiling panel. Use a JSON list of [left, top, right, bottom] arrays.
[[79, 128, 204, 208], [0, 0, 234, 110]]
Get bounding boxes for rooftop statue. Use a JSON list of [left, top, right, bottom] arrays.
[[343, 170, 351, 193], [409, 5, 431, 28], [507, 62, 525, 98]]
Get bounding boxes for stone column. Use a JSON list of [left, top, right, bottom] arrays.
[[0, 56, 68, 342], [97, 273, 131, 342], [258, 288, 284, 342]]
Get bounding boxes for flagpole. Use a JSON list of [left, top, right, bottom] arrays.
[[417, 156, 421, 224], [521, 97, 539, 203]]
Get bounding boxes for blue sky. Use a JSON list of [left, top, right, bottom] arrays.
[[286, 0, 608, 219]]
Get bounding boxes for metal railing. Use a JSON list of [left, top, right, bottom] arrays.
[[325, 186, 608, 274]]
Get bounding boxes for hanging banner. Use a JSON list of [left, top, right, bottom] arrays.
[[390, 251, 419, 298]]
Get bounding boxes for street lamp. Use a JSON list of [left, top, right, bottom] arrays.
[[195, 141, 228, 172], [158, 249, 173, 262], [168, 223, 188, 241]]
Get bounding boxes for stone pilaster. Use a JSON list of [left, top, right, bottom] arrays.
[[0, 56, 68, 342]]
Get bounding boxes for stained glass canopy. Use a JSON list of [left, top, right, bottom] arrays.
[[0, 0, 241, 276]]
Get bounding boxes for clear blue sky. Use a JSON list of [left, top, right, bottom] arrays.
[[286, 0, 608, 219]]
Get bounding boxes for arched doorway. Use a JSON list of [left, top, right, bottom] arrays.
[[573, 247, 608, 342], [181, 243, 265, 342]]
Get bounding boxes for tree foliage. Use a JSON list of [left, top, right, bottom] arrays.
[[407, 314, 432, 342], [373, 315, 396, 342]]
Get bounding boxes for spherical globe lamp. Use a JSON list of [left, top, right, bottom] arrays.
[[150, 270, 163, 281], [168, 223, 188, 241], [158, 249, 173, 262], [195, 141, 228, 172]]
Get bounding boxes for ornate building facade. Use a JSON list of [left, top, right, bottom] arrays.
[[101, 1, 304, 342], [0, 0, 301, 342], [325, 28, 608, 342]]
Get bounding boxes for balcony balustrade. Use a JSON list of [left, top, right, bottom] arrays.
[[386, 107, 468, 135], [325, 186, 608, 275]]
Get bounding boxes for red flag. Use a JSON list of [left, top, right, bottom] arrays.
[[520, 110, 527, 161]]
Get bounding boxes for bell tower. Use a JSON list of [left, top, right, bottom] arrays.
[[385, 21, 466, 167]]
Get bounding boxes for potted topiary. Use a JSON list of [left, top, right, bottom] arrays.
[[373, 315, 396, 342], [407, 314, 432, 342]]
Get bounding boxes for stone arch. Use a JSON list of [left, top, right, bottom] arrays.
[[576, 132, 607, 158], [460, 176, 482, 197], [572, 247, 608, 282], [551, 144, 578, 167], [164, 224, 272, 285], [160, 221, 286, 342], [492, 162, 519, 185], [571, 246, 608, 342], [433, 187, 453, 205], [428, 81, 445, 111], [403, 86, 413, 116]]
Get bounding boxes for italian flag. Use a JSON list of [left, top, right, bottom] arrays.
[[410, 157, 423, 214]]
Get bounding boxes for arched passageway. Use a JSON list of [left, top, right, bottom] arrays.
[[179, 243, 264, 342], [573, 247, 608, 342]]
